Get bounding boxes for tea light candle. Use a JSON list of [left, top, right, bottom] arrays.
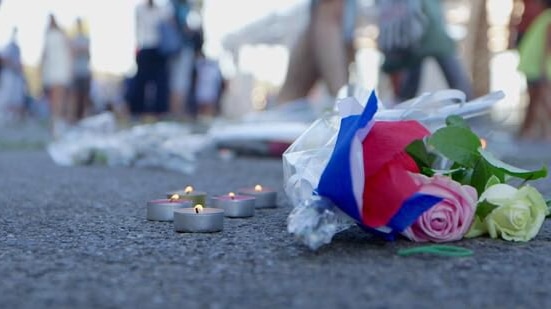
[[147, 194, 192, 221], [174, 204, 224, 233], [212, 192, 255, 218], [167, 186, 206, 206], [238, 184, 277, 208]]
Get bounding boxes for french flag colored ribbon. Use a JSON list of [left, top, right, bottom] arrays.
[[316, 91, 442, 237]]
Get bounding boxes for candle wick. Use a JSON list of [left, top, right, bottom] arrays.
[[195, 208, 199, 214]]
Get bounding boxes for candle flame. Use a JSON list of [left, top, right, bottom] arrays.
[[228, 192, 236, 200], [480, 138, 487, 149], [254, 184, 263, 192], [169, 194, 180, 201], [184, 186, 194, 194], [194, 204, 204, 214]]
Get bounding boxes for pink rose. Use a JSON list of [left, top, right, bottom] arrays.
[[402, 174, 477, 242]]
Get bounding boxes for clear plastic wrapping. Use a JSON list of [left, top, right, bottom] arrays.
[[283, 89, 505, 249]]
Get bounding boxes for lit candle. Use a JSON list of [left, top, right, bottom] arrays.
[[212, 192, 255, 218], [237, 184, 277, 209], [174, 204, 224, 233], [147, 194, 192, 222], [167, 185, 206, 206]]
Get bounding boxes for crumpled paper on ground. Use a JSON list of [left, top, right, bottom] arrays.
[[47, 112, 212, 174]]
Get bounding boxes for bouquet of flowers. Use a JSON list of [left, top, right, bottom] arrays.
[[284, 90, 549, 250]]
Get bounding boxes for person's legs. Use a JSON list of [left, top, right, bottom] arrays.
[[129, 50, 150, 115], [197, 100, 215, 118], [519, 80, 542, 139], [435, 53, 474, 100], [49, 84, 65, 121], [74, 76, 91, 120], [311, 0, 349, 96], [276, 29, 319, 104], [49, 83, 69, 136], [398, 61, 422, 101], [539, 86, 551, 140], [169, 49, 187, 116], [154, 51, 169, 115], [276, 0, 352, 104]]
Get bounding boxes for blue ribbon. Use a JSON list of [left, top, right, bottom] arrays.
[[317, 91, 378, 222]]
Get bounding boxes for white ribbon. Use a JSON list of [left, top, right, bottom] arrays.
[[375, 89, 505, 125]]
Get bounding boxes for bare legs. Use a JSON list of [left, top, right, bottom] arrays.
[[49, 85, 67, 120], [520, 82, 551, 141], [170, 92, 186, 117], [48, 84, 69, 135], [276, 0, 349, 104], [311, 0, 349, 95]]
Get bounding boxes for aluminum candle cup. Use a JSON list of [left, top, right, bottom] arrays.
[[174, 205, 224, 233], [212, 192, 255, 218], [147, 198, 192, 221], [166, 186, 206, 206], [238, 184, 277, 208]]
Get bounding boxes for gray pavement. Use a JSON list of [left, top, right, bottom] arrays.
[[1, 122, 551, 308]]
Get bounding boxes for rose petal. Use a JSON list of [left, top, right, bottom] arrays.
[[402, 175, 477, 243]]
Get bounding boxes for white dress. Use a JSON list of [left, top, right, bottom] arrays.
[[41, 29, 72, 87]]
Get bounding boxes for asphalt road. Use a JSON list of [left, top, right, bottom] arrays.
[[1, 149, 551, 308]]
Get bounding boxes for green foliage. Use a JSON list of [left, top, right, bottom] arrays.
[[471, 159, 500, 195], [478, 148, 547, 181], [484, 175, 501, 190], [427, 126, 481, 167], [406, 139, 436, 169], [475, 200, 499, 219], [445, 115, 470, 129], [405, 115, 547, 198]]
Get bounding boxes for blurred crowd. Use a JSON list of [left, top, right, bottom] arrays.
[[124, 0, 225, 124], [0, 0, 550, 142], [0, 0, 225, 136]]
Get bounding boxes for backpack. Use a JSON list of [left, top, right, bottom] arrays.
[[377, 0, 428, 52]]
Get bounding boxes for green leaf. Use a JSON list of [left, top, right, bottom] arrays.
[[485, 175, 501, 190], [470, 159, 495, 195], [428, 126, 482, 167], [397, 245, 473, 257], [452, 168, 473, 184], [449, 162, 467, 182], [405, 139, 434, 169], [445, 115, 470, 129], [476, 200, 499, 220], [421, 167, 436, 177], [478, 148, 548, 181]]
